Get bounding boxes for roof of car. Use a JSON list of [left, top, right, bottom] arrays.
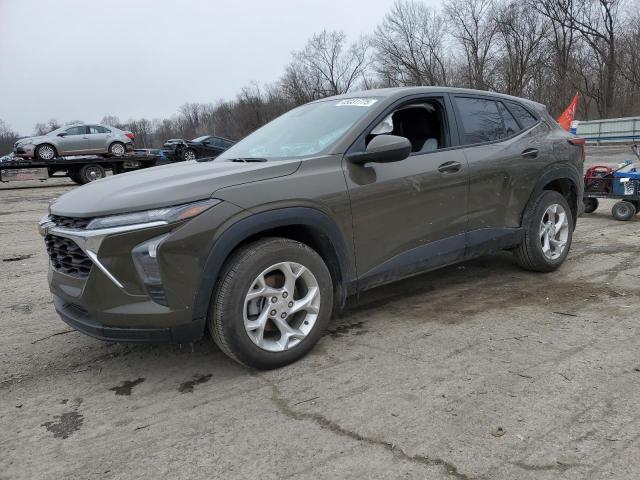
[[319, 87, 546, 109]]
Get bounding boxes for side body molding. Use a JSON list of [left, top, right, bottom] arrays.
[[192, 207, 355, 323]]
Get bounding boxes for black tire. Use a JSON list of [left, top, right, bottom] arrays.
[[514, 190, 574, 272], [108, 142, 126, 156], [182, 148, 197, 161], [612, 201, 636, 221], [35, 144, 57, 161], [583, 197, 599, 214], [78, 164, 106, 184], [629, 200, 640, 214], [68, 170, 83, 185], [209, 237, 334, 369]]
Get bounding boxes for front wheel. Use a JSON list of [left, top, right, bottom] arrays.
[[35, 144, 57, 161], [209, 238, 334, 369], [514, 190, 574, 272], [182, 148, 197, 161]]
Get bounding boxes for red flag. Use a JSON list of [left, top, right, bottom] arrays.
[[557, 92, 580, 131]]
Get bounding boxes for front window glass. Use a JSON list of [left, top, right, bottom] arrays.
[[65, 126, 86, 135], [218, 98, 379, 160], [192, 136, 209, 142]]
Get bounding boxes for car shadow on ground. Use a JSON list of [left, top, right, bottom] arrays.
[[31, 252, 529, 374]]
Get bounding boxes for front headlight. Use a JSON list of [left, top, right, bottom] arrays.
[[85, 199, 221, 230]]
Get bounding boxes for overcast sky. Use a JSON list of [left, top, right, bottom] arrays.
[[1, 0, 440, 135]]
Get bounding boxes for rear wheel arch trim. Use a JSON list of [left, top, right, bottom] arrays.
[[192, 207, 353, 323], [525, 165, 582, 226]]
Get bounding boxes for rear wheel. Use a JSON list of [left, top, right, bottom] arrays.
[[78, 164, 106, 184], [583, 197, 599, 214], [35, 144, 57, 161], [514, 190, 574, 272], [108, 142, 126, 156], [209, 238, 333, 369], [68, 170, 83, 184], [612, 201, 636, 221]]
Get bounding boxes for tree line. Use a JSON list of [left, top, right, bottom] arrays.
[[2, 0, 639, 154]]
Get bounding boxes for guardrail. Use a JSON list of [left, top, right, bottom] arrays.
[[574, 116, 640, 144]]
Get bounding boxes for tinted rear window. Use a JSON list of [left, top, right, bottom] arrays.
[[455, 97, 504, 144], [497, 102, 520, 137], [506, 102, 538, 129]]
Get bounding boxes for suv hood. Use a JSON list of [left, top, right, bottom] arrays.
[[50, 159, 301, 218]]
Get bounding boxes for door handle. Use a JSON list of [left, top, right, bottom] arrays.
[[437, 161, 462, 174], [521, 148, 538, 158]]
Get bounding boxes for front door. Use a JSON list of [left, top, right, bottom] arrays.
[[344, 95, 469, 289], [59, 125, 90, 154]]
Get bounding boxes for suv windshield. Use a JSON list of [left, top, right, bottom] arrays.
[[218, 98, 379, 160]]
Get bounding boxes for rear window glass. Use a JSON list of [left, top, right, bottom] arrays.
[[455, 97, 504, 144], [506, 102, 538, 129], [497, 102, 521, 137]]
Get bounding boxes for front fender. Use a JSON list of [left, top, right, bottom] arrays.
[[191, 207, 354, 323]]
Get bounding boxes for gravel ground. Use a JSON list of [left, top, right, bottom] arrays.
[[1, 148, 639, 479]]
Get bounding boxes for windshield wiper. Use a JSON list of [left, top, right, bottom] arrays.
[[228, 157, 268, 163]]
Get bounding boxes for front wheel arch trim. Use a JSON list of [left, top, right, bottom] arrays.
[[192, 207, 353, 323]]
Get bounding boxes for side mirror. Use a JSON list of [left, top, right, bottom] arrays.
[[348, 134, 411, 165], [57, 132, 67, 137]]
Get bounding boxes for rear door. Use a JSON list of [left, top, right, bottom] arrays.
[[344, 94, 469, 288], [59, 125, 90, 154], [452, 95, 550, 235], [87, 125, 110, 152]]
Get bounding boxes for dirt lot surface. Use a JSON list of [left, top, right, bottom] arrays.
[[1, 146, 639, 479]]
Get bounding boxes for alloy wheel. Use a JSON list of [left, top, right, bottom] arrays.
[[539, 203, 569, 260], [243, 261, 321, 352], [183, 149, 196, 161], [38, 145, 55, 160], [111, 143, 125, 155]]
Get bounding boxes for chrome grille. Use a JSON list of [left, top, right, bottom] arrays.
[[45, 234, 92, 278]]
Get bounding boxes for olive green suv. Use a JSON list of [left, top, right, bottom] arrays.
[[40, 87, 584, 369]]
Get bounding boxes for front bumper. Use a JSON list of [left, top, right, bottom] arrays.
[[13, 144, 35, 158], [43, 201, 246, 342], [53, 295, 204, 342]]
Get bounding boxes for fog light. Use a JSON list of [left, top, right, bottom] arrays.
[[132, 234, 170, 305]]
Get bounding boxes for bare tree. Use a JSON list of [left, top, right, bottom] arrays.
[[373, 0, 449, 86], [283, 30, 370, 100], [534, 0, 624, 117], [494, 1, 548, 96], [444, 0, 498, 89], [0, 119, 19, 155]]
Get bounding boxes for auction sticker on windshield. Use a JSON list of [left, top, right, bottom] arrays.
[[336, 98, 378, 107]]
